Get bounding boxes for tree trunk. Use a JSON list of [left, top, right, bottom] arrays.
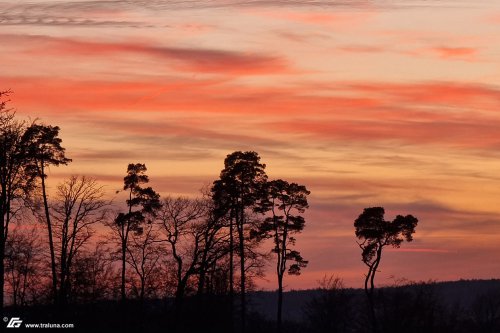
[[121, 240, 126, 301], [121, 189, 134, 302], [197, 266, 206, 296], [364, 266, 376, 333], [368, 246, 383, 333], [174, 281, 186, 312], [40, 164, 58, 304], [197, 230, 210, 297], [0, 197, 5, 316], [238, 208, 246, 333], [0, 246, 4, 315], [277, 273, 283, 333], [173, 279, 187, 333], [140, 276, 145, 302], [229, 213, 234, 331], [196, 255, 208, 320], [0, 144, 7, 315], [59, 241, 67, 305]]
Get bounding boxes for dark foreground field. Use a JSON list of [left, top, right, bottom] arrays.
[[4, 279, 500, 333]]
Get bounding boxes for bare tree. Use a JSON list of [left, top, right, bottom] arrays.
[[0, 91, 37, 313], [196, 201, 230, 297], [157, 196, 206, 319], [304, 275, 355, 333], [126, 222, 166, 301], [70, 243, 118, 303], [4, 226, 45, 306], [51, 175, 108, 304]]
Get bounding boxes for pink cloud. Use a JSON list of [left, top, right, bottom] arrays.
[[2, 34, 290, 75], [7, 73, 500, 150], [431, 46, 477, 60], [266, 117, 500, 148], [349, 82, 500, 110], [5, 75, 385, 115]]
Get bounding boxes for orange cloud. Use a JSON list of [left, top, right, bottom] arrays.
[[2, 34, 290, 75], [266, 117, 500, 148], [5, 75, 385, 116], [349, 82, 500, 110], [431, 46, 477, 60], [7, 73, 500, 150], [4, 76, 226, 113]]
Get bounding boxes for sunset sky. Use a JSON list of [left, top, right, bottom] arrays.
[[2, 0, 500, 290]]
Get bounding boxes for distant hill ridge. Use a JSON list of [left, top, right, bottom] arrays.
[[248, 279, 500, 322]]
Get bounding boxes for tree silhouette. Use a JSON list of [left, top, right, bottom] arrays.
[[0, 92, 36, 314], [377, 281, 443, 333], [114, 163, 160, 302], [471, 289, 500, 333], [126, 222, 166, 301], [195, 197, 229, 298], [304, 275, 355, 333], [354, 207, 418, 333], [70, 243, 117, 303], [255, 179, 309, 333], [22, 123, 71, 303], [157, 196, 207, 329], [4, 226, 45, 306], [51, 176, 108, 304], [211, 151, 267, 332]]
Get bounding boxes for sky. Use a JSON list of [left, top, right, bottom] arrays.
[[2, 0, 500, 290]]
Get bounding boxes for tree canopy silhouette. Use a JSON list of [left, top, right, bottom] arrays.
[[255, 179, 309, 333], [0, 91, 37, 314], [211, 151, 267, 333], [22, 123, 71, 303], [114, 163, 161, 302], [354, 206, 418, 332]]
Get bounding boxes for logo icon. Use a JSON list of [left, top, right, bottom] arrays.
[[6, 317, 22, 328]]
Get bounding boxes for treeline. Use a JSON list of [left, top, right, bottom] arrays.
[[302, 278, 500, 333], [0, 91, 310, 332]]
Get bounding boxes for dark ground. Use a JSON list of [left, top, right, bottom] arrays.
[[4, 279, 500, 332]]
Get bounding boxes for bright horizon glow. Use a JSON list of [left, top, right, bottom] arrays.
[[2, 0, 500, 290]]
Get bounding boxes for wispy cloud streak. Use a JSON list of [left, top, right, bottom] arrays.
[[2, 34, 289, 75]]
